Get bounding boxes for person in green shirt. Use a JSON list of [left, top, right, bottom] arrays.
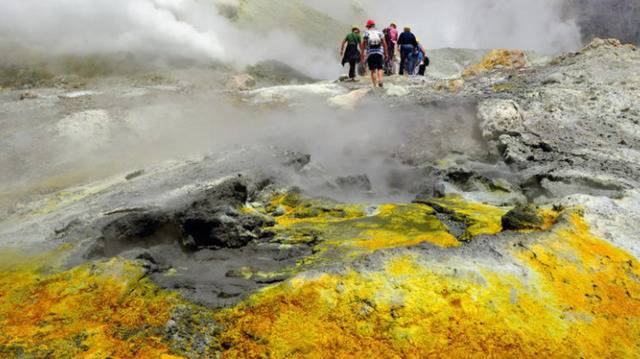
[[340, 26, 362, 81]]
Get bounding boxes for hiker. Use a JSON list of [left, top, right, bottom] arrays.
[[361, 19, 388, 88], [397, 26, 418, 76], [407, 40, 426, 75], [340, 26, 362, 81], [383, 22, 399, 75], [412, 40, 428, 75]]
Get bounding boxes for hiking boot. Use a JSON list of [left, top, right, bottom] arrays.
[[378, 82, 384, 88]]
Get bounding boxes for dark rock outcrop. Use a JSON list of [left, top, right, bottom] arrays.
[[336, 174, 372, 192], [89, 177, 274, 257], [502, 205, 545, 231]]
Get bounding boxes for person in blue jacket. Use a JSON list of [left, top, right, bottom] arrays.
[[397, 26, 418, 76], [412, 40, 428, 75]]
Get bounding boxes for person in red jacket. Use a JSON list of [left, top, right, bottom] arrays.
[[360, 20, 388, 88]]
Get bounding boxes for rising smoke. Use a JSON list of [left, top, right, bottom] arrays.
[[0, 0, 583, 79]]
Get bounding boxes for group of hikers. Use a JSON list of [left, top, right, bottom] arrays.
[[340, 20, 428, 88]]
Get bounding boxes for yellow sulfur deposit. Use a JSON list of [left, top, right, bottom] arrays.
[[434, 78, 465, 93], [420, 196, 510, 239], [264, 195, 467, 254], [0, 256, 181, 358], [217, 213, 640, 358], [1, 194, 636, 358], [516, 213, 640, 358], [463, 49, 529, 78], [343, 204, 460, 250]]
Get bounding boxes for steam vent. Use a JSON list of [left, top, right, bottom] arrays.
[[1, 1, 640, 358]]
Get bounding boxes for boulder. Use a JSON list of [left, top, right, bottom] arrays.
[[542, 72, 565, 85], [178, 208, 265, 250], [477, 99, 525, 141], [176, 178, 275, 250], [495, 135, 533, 166], [327, 88, 370, 110], [463, 49, 528, 78], [226, 74, 256, 91], [19, 91, 38, 100], [386, 84, 409, 97]]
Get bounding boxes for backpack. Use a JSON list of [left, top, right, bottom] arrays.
[[383, 28, 393, 46], [367, 30, 382, 48]]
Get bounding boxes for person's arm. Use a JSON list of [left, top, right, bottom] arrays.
[[383, 33, 389, 61], [360, 39, 366, 63]]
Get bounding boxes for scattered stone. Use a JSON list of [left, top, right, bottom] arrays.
[[19, 91, 38, 100], [542, 72, 564, 85]]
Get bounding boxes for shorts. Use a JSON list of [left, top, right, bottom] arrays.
[[367, 54, 384, 71]]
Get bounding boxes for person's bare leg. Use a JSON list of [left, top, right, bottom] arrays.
[[378, 69, 384, 86], [370, 70, 378, 87]]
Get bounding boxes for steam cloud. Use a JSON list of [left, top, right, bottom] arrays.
[[0, 0, 582, 78]]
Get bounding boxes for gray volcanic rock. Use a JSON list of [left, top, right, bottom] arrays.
[[477, 99, 525, 141], [493, 38, 640, 197], [402, 38, 640, 202]]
